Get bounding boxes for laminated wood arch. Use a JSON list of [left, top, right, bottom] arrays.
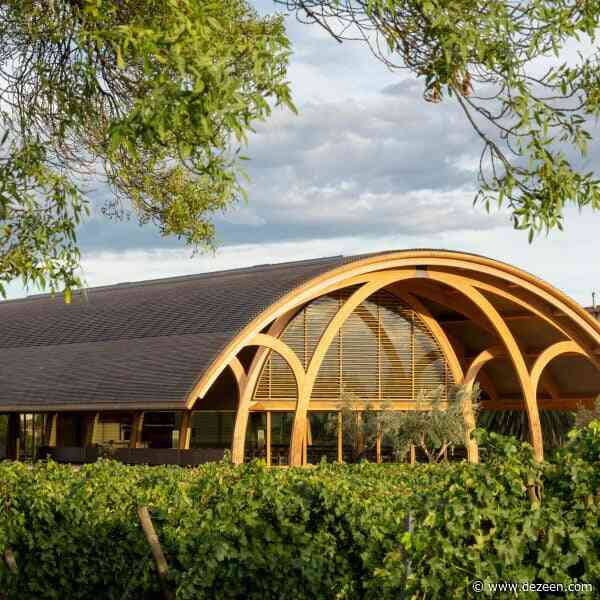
[[231, 323, 305, 464], [426, 271, 544, 461], [181, 251, 600, 466], [254, 289, 415, 402], [464, 346, 506, 389], [189, 252, 600, 406], [228, 357, 247, 391], [530, 341, 589, 395], [288, 271, 417, 465]]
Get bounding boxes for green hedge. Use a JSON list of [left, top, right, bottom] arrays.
[[1, 428, 600, 599]]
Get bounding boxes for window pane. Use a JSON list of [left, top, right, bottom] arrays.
[[0, 415, 7, 460], [142, 412, 180, 449], [270, 412, 294, 466], [245, 412, 267, 461], [307, 412, 338, 464], [190, 411, 235, 449]]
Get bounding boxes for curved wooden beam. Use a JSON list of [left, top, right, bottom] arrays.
[[468, 276, 600, 373], [235, 295, 410, 463], [471, 280, 572, 340], [461, 345, 508, 458], [464, 346, 506, 388], [250, 334, 306, 466], [231, 309, 302, 464], [187, 251, 600, 408], [398, 279, 496, 337], [530, 341, 589, 394], [289, 270, 417, 465], [228, 357, 247, 391], [245, 335, 306, 394], [429, 270, 544, 462], [405, 282, 559, 405], [444, 331, 499, 405]]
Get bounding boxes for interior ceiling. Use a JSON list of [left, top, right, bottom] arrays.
[[392, 275, 600, 405], [223, 275, 600, 412]]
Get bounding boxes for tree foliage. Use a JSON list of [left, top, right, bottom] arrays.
[[279, 0, 600, 240], [333, 384, 479, 463], [0, 0, 294, 297], [379, 384, 478, 462], [2, 428, 600, 598]]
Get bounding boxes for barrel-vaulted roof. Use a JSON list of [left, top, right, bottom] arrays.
[[0, 255, 353, 410], [0, 249, 598, 412]]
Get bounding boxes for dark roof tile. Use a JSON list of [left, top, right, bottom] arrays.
[[0, 254, 352, 410]]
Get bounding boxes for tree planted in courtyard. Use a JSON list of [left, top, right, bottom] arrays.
[[333, 384, 479, 462]]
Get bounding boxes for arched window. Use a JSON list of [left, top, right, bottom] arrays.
[[253, 289, 453, 403]]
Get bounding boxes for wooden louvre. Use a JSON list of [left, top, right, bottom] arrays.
[[253, 289, 454, 404]]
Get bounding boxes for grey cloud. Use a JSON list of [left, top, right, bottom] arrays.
[[72, 2, 600, 254], [74, 83, 507, 251]]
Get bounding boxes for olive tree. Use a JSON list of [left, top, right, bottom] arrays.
[[332, 384, 479, 463]]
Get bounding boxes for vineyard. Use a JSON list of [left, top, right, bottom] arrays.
[[1, 427, 600, 599]]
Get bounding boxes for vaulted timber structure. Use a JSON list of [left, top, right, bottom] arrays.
[[1, 250, 599, 466]]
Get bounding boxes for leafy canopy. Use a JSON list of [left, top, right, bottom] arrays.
[[279, 0, 600, 240], [0, 0, 294, 298], [332, 384, 478, 463]]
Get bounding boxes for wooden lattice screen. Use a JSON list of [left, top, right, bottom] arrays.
[[254, 289, 453, 403]]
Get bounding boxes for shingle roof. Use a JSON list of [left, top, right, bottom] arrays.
[[1, 248, 593, 412], [0, 255, 353, 411]]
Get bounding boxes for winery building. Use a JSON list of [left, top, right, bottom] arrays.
[[1, 250, 599, 465]]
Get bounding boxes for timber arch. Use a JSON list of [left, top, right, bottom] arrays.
[[1, 250, 599, 466], [186, 251, 600, 466]]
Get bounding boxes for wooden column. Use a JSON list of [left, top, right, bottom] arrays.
[[44, 413, 58, 447], [130, 412, 144, 448], [375, 429, 382, 464], [83, 412, 99, 447], [178, 411, 192, 450], [266, 411, 272, 467], [302, 429, 308, 465], [6, 414, 20, 460], [337, 411, 343, 464]]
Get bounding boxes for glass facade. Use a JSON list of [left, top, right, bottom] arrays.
[[141, 412, 182, 449], [19, 413, 45, 461], [190, 411, 235, 448], [0, 415, 7, 460], [306, 412, 338, 464]]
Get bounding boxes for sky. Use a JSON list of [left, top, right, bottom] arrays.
[[4, 1, 599, 305]]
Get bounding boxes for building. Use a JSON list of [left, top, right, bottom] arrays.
[[1, 250, 599, 466]]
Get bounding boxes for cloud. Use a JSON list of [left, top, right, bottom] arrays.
[[5, 0, 597, 307], [5, 208, 593, 305], [75, 78, 503, 250]]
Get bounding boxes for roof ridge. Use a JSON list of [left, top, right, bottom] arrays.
[[2, 254, 346, 304]]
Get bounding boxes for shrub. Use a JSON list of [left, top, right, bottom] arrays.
[[0, 429, 599, 598]]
